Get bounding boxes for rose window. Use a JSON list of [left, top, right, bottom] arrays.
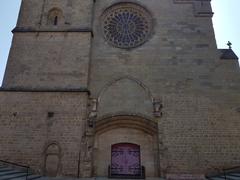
[[101, 3, 153, 49]]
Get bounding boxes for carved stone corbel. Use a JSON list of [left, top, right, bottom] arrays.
[[87, 98, 98, 129], [153, 98, 163, 117]]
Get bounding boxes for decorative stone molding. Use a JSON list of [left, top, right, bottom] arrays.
[[79, 98, 98, 177], [95, 114, 158, 135], [88, 98, 98, 128], [153, 98, 163, 117], [80, 135, 94, 177], [166, 174, 206, 180], [173, 0, 194, 4]]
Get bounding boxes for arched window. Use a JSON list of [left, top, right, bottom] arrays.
[[47, 8, 63, 26]]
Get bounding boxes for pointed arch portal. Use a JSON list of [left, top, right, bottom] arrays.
[[94, 115, 159, 177]]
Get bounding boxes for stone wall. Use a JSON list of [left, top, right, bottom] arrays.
[[89, 0, 240, 176], [3, 32, 91, 90], [159, 92, 240, 174], [3, 0, 93, 89], [89, 0, 219, 98], [0, 91, 88, 176], [16, 0, 93, 30], [0, 0, 240, 179]]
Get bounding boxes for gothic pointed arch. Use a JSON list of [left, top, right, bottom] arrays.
[[97, 76, 154, 118], [95, 114, 157, 135], [93, 115, 159, 177], [98, 76, 153, 101]]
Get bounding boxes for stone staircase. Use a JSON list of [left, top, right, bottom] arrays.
[[2, 162, 237, 180], [0, 163, 167, 180], [30, 177, 165, 180], [0, 166, 168, 180], [205, 167, 240, 180], [95, 178, 165, 180], [0, 163, 41, 180], [39, 178, 166, 180], [206, 172, 240, 180]]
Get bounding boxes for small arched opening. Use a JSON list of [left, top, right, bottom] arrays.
[[47, 8, 63, 26]]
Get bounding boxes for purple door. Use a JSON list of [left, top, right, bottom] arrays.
[[111, 143, 141, 176]]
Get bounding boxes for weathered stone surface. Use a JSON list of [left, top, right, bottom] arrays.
[[0, 0, 239, 179], [0, 92, 88, 176]]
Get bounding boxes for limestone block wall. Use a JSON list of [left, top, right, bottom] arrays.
[[158, 91, 240, 174], [95, 89, 240, 176], [3, 0, 94, 89], [212, 58, 240, 92], [0, 91, 88, 176], [89, 0, 219, 99], [97, 77, 153, 118], [16, 0, 93, 30], [3, 32, 91, 89], [1, 0, 240, 178], [88, 0, 240, 176]]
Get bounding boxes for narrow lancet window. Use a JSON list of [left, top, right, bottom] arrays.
[[54, 16, 58, 26]]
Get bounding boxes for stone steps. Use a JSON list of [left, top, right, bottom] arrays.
[[0, 164, 41, 180], [206, 172, 240, 180], [37, 177, 166, 180], [96, 178, 165, 180]]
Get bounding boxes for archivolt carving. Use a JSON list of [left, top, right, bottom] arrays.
[[95, 115, 158, 136]]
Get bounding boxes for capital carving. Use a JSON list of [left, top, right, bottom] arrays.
[[153, 98, 163, 117], [87, 98, 98, 128]]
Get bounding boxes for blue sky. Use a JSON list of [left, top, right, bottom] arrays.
[[0, 0, 239, 86]]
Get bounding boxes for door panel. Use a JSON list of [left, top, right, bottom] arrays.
[[111, 143, 141, 176]]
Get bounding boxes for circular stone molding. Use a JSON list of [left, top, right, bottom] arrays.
[[101, 3, 153, 49]]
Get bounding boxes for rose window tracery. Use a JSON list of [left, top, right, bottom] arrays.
[[101, 3, 153, 49]]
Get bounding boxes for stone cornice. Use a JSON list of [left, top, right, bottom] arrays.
[[12, 27, 93, 34], [173, 0, 213, 17], [0, 88, 91, 95]]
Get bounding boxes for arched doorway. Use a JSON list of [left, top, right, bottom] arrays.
[[94, 115, 159, 177]]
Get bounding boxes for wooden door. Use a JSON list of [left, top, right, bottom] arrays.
[[111, 143, 141, 176]]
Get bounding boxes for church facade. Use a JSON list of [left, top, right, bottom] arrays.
[[0, 0, 239, 179]]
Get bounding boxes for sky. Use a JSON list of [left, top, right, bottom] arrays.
[[0, 0, 239, 86]]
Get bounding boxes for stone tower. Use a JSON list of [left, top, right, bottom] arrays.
[[0, 0, 240, 179]]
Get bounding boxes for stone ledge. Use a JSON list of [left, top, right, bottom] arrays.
[[0, 88, 91, 94], [166, 174, 206, 180], [12, 27, 93, 34]]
